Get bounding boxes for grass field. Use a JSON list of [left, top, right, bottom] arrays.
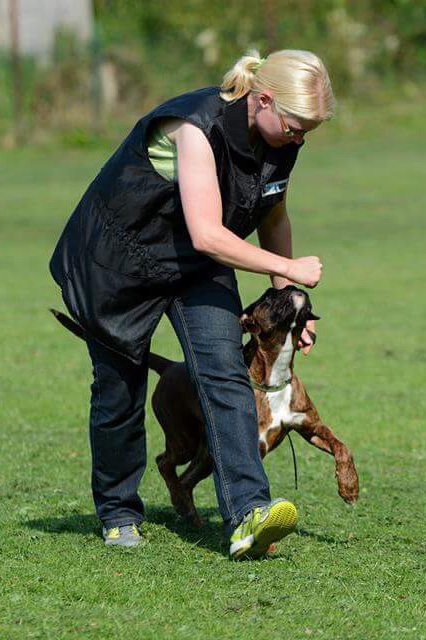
[[1, 111, 426, 639]]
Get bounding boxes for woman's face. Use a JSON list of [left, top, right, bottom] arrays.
[[250, 91, 320, 148]]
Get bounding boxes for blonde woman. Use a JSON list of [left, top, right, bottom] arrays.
[[50, 49, 334, 558]]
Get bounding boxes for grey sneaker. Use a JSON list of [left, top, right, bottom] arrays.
[[102, 523, 142, 547]]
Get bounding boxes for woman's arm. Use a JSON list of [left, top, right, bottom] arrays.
[[257, 193, 294, 289], [257, 195, 317, 355], [176, 122, 322, 288]]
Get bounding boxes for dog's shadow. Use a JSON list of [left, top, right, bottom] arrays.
[[296, 528, 354, 545], [147, 505, 226, 554]]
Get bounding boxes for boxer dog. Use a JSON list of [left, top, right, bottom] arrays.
[[149, 286, 359, 527], [51, 285, 359, 529]]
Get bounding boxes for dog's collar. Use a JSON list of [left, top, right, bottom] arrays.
[[250, 377, 292, 393]]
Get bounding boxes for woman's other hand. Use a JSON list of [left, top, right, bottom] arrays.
[[298, 319, 316, 356]]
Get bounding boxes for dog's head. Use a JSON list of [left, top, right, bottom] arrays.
[[240, 285, 319, 349]]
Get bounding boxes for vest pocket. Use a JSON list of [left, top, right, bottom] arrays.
[[88, 196, 175, 284]]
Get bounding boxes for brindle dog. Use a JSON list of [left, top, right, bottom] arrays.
[[149, 286, 359, 527]]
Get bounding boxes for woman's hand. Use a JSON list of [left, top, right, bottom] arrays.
[[284, 256, 323, 288], [298, 320, 316, 356]]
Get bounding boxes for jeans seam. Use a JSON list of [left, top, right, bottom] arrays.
[[172, 298, 238, 527]]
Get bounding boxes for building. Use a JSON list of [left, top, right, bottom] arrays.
[[0, 0, 93, 62]]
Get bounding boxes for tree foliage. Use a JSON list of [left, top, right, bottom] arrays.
[[2, 0, 425, 142], [94, 0, 426, 105]]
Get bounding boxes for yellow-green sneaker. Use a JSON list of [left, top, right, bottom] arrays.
[[229, 499, 298, 560], [102, 524, 142, 547]]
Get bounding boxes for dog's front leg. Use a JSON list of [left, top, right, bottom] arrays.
[[298, 421, 359, 504]]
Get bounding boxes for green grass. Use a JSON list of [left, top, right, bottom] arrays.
[[1, 112, 426, 640]]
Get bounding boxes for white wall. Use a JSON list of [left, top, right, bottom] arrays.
[[0, 0, 93, 60]]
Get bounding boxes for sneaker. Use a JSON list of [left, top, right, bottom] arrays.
[[102, 523, 142, 547], [229, 498, 298, 560]]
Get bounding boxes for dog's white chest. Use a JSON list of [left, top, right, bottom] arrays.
[[266, 332, 305, 429], [267, 385, 305, 428]]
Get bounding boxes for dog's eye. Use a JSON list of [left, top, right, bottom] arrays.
[[277, 319, 290, 329]]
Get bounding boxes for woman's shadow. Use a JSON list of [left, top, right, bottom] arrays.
[[24, 506, 348, 555], [24, 505, 226, 555]]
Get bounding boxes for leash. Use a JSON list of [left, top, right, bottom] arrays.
[[249, 375, 298, 490], [287, 432, 298, 490]]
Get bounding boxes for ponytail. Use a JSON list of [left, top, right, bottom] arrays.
[[220, 48, 335, 122], [220, 49, 264, 102]]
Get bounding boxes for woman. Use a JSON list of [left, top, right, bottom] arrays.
[[50, 49, 334, 559]]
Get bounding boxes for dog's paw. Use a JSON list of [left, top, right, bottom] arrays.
[[336, 462, 359, 504]]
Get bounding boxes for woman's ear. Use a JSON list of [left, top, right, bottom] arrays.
[[258, 91, 274, 109]]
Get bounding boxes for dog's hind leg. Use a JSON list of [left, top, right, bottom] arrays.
[[156, 452, 200, 522], [297, 422, 359, 504], [153, 379, 206, 524], [178, 441, 213, 527]]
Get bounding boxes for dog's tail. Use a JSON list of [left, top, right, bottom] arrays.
[[50, 308, 86, 340], [50, 308, 175, 374], [148, 353, 175, 375]]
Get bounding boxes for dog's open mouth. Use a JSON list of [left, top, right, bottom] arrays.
[[241, 285, 319, 338]]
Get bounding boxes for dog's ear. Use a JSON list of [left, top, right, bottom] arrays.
[[307, 311, 320, 321], [240, 313, 261, 335]]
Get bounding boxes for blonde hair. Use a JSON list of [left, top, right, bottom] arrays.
[[220, 48, 334, 122]]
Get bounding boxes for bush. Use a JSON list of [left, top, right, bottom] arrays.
[[1, 0, 425, 144]]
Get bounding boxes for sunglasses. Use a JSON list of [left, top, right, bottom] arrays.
[[278, 112, 309, 139]]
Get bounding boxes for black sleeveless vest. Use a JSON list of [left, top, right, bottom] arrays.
[[50, 87, 302, 363]]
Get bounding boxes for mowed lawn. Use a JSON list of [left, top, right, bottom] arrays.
[[1, 116, 425, 640]]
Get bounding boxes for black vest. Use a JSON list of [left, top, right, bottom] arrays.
[[50, 87, 302, 363]]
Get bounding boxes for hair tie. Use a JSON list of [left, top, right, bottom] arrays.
[[252, 57, 266, 74]]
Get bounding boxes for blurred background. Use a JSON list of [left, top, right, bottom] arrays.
[[1, 0, 425, 147], [1, 5, 426, 636]]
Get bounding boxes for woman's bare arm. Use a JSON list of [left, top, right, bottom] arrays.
[[176, 122, 322, 288], [257, 195, 317, 354]]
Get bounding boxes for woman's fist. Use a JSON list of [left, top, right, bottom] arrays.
[[285, 256, 323, 288]]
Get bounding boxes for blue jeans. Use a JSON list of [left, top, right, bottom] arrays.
[[86, 275, 271, 536]]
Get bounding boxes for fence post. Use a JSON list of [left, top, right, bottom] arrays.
[[91, 19, 103, 135], [9, 0, 24, 145]]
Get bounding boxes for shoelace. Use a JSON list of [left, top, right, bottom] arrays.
[[107, 524, 139, 538], [121, 524, 139, 535]]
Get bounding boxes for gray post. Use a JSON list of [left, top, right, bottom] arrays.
[[91, 20, 103, 134], [9, 0, 24, 145]]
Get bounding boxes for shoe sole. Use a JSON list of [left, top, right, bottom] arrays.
[[104, 538, 141, 548], [232, 501, 298, 560]]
